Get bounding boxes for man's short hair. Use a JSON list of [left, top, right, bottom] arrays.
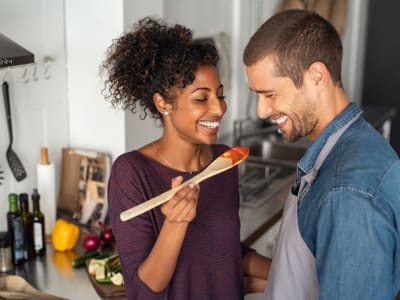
[[243, 9, 343, 88]]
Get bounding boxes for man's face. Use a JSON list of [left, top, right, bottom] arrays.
[[245, 56, 319, 142]]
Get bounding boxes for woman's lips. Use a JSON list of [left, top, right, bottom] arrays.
[[198, 120, 220, 134], [198, 120, 220, 128]]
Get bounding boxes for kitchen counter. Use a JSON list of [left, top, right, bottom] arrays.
[[0, 243, 125, 300]]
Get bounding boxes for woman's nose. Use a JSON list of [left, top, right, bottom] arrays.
[[210, 97, 227, 116]]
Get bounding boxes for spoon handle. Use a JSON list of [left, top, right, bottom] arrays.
[[120, 183, 184, 221]]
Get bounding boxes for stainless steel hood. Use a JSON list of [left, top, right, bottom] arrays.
[[0, 33, 34, 68]]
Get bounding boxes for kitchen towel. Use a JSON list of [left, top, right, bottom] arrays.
[[37, 147, 56, 236]]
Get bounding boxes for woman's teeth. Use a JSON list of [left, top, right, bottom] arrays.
[[198, 121, 220, 128]]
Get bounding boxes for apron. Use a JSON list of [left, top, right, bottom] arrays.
[[264, 112, 362, 300]]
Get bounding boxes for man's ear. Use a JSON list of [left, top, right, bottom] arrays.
[[153, 93, 171, 115], [306, 61, 329, 88]]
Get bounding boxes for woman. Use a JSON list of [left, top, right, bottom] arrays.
[[102, 17, 268, 299]]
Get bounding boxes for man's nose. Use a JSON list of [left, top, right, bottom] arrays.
[[257, 96, 272, 119]]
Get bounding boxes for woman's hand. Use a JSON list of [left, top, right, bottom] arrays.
[[244, 276, 267, 294], [242, 251, 271, 294], [161, 176, 200, 223]]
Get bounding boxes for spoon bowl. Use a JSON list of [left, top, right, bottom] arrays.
[[120, 146, 249, 221]]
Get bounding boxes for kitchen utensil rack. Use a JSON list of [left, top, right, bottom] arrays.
[[0, 56, 55, 83]]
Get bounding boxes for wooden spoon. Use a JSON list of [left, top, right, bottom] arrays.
[[120, 146, 249, 221], [0, 275, 69, 300]]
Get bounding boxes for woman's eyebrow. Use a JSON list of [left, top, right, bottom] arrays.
[[191, 84, 224, 94]]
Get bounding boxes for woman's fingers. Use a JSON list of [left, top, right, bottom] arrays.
[[166, 184, 199, 218], [175, 184, 199, 220], [161, 178, 200, 222], [171, 176, 183, 188]]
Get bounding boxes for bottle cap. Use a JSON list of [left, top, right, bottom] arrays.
[[8, 193, 18, 205], [32, 188, 40, 201], [40, 147, 49, 165], [19, 193, 29, 211]]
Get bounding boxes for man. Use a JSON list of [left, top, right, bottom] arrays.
[[243, 9, 400, 300]]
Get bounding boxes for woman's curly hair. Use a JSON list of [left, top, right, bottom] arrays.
[[101, 17, 220, 120]]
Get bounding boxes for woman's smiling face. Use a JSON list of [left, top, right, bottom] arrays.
[[166, 64, 227, 145]]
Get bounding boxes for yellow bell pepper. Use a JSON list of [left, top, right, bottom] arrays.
[[51, 219, 80, 252]]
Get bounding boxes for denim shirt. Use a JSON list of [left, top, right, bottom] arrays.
[[296, 103, 400, 299]]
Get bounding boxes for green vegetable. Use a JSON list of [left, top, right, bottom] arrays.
[[95, 252, 111, 260], [86, 254, 123, 286], [72, 251, 101, 268], [96, 277, 112, 284]]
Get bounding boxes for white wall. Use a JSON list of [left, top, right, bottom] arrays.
[[123, 0, 164, 151], [0, 0, 68, 230], [230, 0, 281, 125], [341, 0, 369, 104], [65, 0, 126, 159]]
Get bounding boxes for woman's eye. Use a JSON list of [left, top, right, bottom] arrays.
[[195, 98, 207, 102], [218, 95, 226, 100]]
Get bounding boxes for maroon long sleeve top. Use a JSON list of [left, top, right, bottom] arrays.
[[108, 144, 246, 299]]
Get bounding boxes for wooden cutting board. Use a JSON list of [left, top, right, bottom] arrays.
[[85, 261, 125, 298]]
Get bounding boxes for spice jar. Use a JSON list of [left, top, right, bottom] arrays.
[[0, 231, 13, 272]]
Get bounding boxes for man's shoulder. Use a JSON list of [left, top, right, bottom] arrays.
[[315, 122, 399, 200]]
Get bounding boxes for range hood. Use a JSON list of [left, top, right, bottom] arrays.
[[0, 33, 34, 68]]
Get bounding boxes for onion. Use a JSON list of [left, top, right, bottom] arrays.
[[98, 222, 115, 245], [83, 233, 101, 252]]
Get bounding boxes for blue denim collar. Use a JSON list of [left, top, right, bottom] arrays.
[[295, 102, 362, 184]]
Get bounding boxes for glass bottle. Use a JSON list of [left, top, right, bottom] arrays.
[[19, 193, 35, 260], [7, 193, 26, 265], [31, 189, 46, 255], [0, 231, 13, 272]]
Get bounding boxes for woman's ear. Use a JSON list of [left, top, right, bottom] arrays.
[[153, 93, 171, 116]]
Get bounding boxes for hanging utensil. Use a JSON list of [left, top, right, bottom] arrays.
[[120, 146, 250, 221], [0, 165, 3, 185], [2, 81, 27, 181]]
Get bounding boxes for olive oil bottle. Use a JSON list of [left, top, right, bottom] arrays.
[[31, 189, 46, 256], [7, 193, 26, 265], [19, 193, 35, 260]]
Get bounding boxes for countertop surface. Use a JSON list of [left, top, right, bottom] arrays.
[[1, 243, 125, 300]]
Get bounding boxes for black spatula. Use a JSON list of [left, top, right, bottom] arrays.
[[2, 81, 27, 181], [0, 165, 3, 185]]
